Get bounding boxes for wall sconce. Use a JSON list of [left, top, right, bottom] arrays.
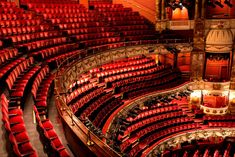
[[87, 130, 94, 146]]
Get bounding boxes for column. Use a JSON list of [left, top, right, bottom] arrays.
[[230, 48, 235, 115], [161, 0, 165, 20], [191, 0, 205, 81], [161, 0, 166, 31], [155, 0, 161, 31], [201, 0, 206, 19]]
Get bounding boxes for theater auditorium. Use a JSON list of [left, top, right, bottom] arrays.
[[0, 0, 235, 156]]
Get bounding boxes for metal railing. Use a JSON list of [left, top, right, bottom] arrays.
[[53, 39, 192, 156]]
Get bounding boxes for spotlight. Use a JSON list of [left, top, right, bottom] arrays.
[[215, 0, 224, 8], [224, 0, 233, 7]]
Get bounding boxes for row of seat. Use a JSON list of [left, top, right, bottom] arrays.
[[31, 43, 79, 60], [164, 140, 233, 157], [102, 12, 139, 17], [123, 30, 154, 36], [91, 3, 122, 8], [50, 17, 103, 26], [1, 94, 38, 156], [208, 122, 235, 128], [95, 7, 133, 12], [121, 119, 195, 153], [0, 7, 24, 14], [132, 123, 200, 156], [128, 104, 180, 123], [0, 13, 34, 20], [6, 57, 34, 90], [92, 3, 155, 42], [10, 65, 41, 99], [29, 61, 71, 156], [33, 106, 70, 156], [204, 115, 235, 121], [105, 65, 171, 84], [1, 24, 51, 37], [27, 3, 84, 9], [118, 71, 178, 93], [65, 82, 97, 105], [74, 32, 117, 40], [79, 92, 112, 119], [59, 25, 112, 33], [0, 19, 42, 28], [18, 36, 67, 52], [33, 73, 54, 111], [81, 37, 121, 47], [92, 97, 123, 128], [0, 48, 18, 66], [99, 57, 153, 71], [31, 66, 50, 99], [96, 61, 156, 79], [0, 1, 16, 8], [124, 79, 181, 100], [9, 31, 62, 44], [70, 87, 105, 115], [43, 12, 97, 19], [0, 1, 163, 157], [35, 7, 87, 14], [122, 111, 185, 139], [107, 16, 144, 22], [114, 20, 146, 26], [68, 77, 90, 90]]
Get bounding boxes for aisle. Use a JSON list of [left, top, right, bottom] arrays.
[[23, 95, 47, 156]]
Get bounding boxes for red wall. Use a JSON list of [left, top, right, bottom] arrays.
[[177, 52, 191, 72], [206, 0, 235, 18], [133, 0, 156, 11], [205, 59, 229, 81]]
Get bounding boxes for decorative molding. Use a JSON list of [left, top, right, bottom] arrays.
[[146, 128, 235, 157], [59, 44, 193, 91]]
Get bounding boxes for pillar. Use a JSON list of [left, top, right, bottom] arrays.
[[191, 0, 205, 81], [201, 0, 206, 19], [155, 0, 161, 31], [161, 0, 165, 20]]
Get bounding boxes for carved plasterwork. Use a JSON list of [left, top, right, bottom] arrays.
[[205, 21, 234, 52], [57, 44, 193, 91]]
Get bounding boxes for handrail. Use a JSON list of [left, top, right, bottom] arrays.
[[53, 39, 192, 156], [104, 82, 193, 138], [142, 128, 235, 157], [57, 38, 192, 78], [54, 81, 122, 157]]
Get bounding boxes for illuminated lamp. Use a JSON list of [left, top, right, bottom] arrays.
[[215, 0, 224, 8], [230, 98, 235, 106], [224, 0, 233, 7], [181, 7, 189, 20], [191, 97, 200, 104]]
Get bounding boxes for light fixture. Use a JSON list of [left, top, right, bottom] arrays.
[[215, 0, 224, 8], [224, 0, 233, 7]]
